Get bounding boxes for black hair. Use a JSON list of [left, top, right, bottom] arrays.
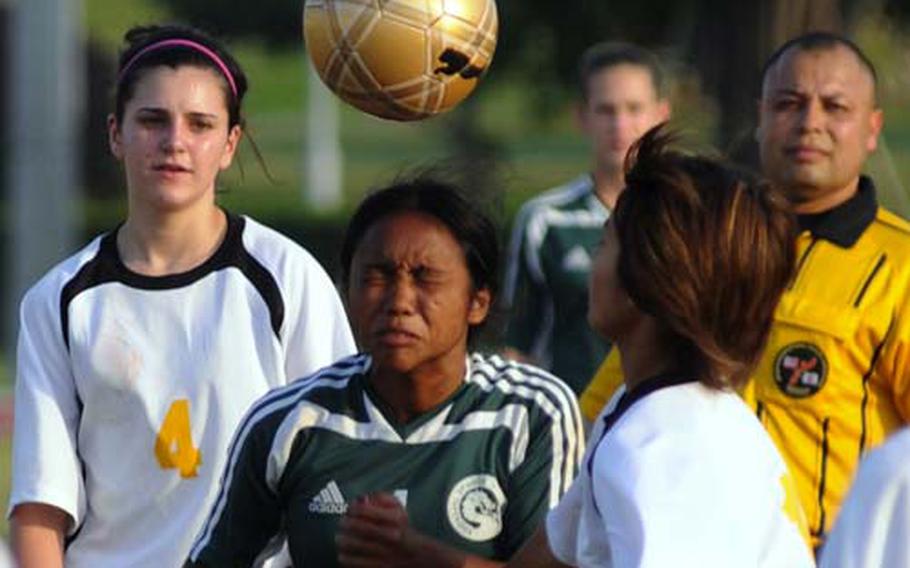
[[760, 32, 878, 102], [114, 24, 248, 128], [340, 174, 501, 342], [577, 41, 665, 100]]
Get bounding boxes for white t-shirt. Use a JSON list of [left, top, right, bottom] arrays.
[[9, 213, 355, 568], [546, 375, 814, 568], [820, 427, 910, 568]]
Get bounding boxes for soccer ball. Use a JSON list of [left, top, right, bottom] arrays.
[[303, 0, 498, 121]]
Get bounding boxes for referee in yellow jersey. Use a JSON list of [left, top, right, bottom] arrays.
[[581, 32, 910, 551]]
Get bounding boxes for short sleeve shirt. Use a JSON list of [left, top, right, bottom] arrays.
[[188, 353, 584, 566], [9, 213, 356, 568]]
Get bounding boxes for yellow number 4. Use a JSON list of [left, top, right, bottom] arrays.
[[155, 399, 201, 478]]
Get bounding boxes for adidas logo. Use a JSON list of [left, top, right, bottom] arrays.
[[308, 480, 348, 514]]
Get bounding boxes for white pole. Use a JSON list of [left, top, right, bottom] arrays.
[[6, 0, 83, 346], [304, 61, 343, 211]]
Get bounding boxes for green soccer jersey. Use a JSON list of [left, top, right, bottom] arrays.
[[504, 174, 611, 393], [187, 353, 583, 567]]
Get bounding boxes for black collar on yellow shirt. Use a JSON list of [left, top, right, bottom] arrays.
[[797, 175, 878, 248]]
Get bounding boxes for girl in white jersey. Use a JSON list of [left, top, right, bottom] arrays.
[[8, 24, 355, 567], [504, 127, 816, 567], [400, 127, 814, 568]]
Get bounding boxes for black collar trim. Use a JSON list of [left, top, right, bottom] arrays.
[[100, 209, 243, 289], [587, 371, 698, 474], [585, 370, 699, 516], [59, 210, 287, 349], [598, 372, 698, 439], [797, 176, 877, 248]]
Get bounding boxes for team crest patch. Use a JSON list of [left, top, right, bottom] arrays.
[[774, 342, 827, 398], [446, 474, 507, 542]]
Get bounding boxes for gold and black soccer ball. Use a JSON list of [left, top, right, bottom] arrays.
[[303, 0, 498, 121]]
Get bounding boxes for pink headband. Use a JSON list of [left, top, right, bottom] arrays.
[[118, 38, 238, 98]]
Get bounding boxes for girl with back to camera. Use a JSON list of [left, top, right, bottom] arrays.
[[8, 24, 355, 567], [516, 127, 816, 567]]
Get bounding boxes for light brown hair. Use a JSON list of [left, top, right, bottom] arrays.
[[613, 126, 797, 389]]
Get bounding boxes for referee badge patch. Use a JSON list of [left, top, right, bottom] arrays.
[[774, 342, 827, 398], [446, 474, 507, 542]]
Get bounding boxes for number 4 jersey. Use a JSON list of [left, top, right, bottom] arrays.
[[187, 353, 583, 567], [8, 212, 355, 568]]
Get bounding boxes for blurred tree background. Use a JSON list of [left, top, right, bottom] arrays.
[[79, 0, 910, 231], [1, 0, 910, 535]]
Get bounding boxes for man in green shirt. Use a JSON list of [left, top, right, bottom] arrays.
[[503, 42, 670, 394]]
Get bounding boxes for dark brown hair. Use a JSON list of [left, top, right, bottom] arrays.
[[115, 24, 248, 128], [613, 125, 797, 389], [113, 24, 273, 181]]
